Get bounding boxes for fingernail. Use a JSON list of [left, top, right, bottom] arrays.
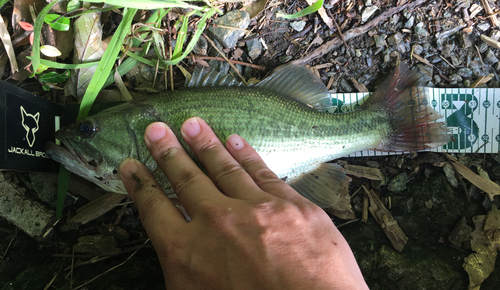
[[182, 117, 201, 138], [227, 134, 245, 150], [119, 158, 140, 180], [145, 122, 168, 144]]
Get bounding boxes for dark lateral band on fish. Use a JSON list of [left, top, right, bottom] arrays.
[[44, 63, 451, 219]]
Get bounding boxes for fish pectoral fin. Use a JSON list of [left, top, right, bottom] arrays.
[[289, 163, 355, 220]]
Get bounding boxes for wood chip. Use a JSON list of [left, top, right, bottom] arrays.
[[350, 77, 369, 92], [344, 164, 385, 182], [412, 53, 433, 67], [363, 186, 408, 252], [480, 0, 499, 26], [445, 154, 500, 201], [480, 34, 500, 49], [470, 74, 494, 88], [469, 4, 483, 19], [70, 193, 127, 225]]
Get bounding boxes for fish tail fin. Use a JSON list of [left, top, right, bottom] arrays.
[[362, 63, 451, 151]]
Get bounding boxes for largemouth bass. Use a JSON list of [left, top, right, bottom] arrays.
[[46, 64, 450, 219]]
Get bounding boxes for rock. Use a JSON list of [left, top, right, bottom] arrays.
[[458, 32, 473, 49], [404, 16, 414, 28], [192, 36, 207, 55], [339, 78, 354, 92], [29, 172, 58, 203], [387, 173, 409, 192], [478, 42, 488, 53], [440, 42, 455, 58], [492, 165, 500, 176], [484, 49, 499, 65], [208, 11, 250, 49], [0, 180, 54, 237], [477, 22, 491, 31], [414, 23, 429, 37], [412, 44, 423, 54], [246, 35, 262, 60], [490, 29, 500, 41], [290, 20, 306, 32], [434, 74, 442, 83], [448, 74, 463, 83], [387, 32, 403, 46], [373, 34, 387, 48], [416, 64, 433, 82], [469, 61, 483, 77], [365, 0, 372, 6], [450, 55, 461, 66], [365, 160, 380, 168], [443, 163, 458, 188], [361, 6, 378, 22], [457, 67, 473, 78], [448, 217, 472, 248]]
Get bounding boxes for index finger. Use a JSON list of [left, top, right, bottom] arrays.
[[144, 122, 227, 214]]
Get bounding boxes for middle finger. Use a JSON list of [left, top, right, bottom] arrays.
[[180, 117, 267, 201]]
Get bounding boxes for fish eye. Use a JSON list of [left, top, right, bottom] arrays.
[[79, 121, 96, 137]]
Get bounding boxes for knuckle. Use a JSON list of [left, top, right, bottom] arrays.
[[252, 168, 281, 186], [196, 138, 222, 157], [138, 193, 166, 224], [172, 169, 204, 196], [211, 161, 246, 187], [157, 146, 182, 163]]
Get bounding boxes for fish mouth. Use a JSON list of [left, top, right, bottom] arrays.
[[45, 138, 94, 178], [45, 137, 127, 194]]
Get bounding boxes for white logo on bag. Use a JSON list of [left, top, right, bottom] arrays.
[[21, 106, 40, 147]]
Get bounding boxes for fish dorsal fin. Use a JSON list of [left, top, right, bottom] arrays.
[[288, 163, 355, 219], [185, 65, 331, 111], [255, 65, 332, 112], [185, 66, 245, 88]]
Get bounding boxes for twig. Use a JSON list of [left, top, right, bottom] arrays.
[[291, 0, 426, 65], [202, 33, 248, 84], [239, 26, 288, 43], [72, 239, 150, 290], [332, 12, 349, 50], [0, 233, 16, 263], [195, 56, 265, 70]]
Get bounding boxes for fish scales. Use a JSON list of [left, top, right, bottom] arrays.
[[113, 87, 389, 181], [46, 64, 450, 218]]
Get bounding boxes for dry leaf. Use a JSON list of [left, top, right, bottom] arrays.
[[66, 11, 105, 99], [243, 0, 269, 19], [463, 206, 500, 289]]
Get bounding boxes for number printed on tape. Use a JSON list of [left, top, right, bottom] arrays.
[[329, 88, 500, 156]]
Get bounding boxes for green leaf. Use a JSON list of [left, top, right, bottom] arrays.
[[45, 14, 71, 31], [67, 0, 80, 12], [276, 0, 323, 19], [77, 8, 138, 120], [40, 45, 62, 57], [38, 70, 70, 83], [42, 84, 51, 91], [31, 0, 59, 75]]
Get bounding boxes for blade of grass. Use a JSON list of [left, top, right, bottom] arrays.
[[0, 0, 9, 9], [57, 7, 137, 219], [77, 7, 137, 120], [161, 7, 216, 66], [276, 0, 323, 19], [103, 9, 169, 88]]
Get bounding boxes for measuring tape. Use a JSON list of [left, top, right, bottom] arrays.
[[330, 87, 500, 156]]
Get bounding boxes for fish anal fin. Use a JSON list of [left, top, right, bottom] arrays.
[[289, 163, 354, 219]]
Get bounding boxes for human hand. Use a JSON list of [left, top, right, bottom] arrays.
[[119, 117, 368, 290]]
